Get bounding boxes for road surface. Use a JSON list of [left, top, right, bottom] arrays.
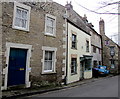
[[24, 76, 119, 98]]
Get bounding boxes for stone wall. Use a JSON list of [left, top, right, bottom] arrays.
[[99, 19, 119, 74], [90, 28, 102, 67], [2, 2, 66, 88]]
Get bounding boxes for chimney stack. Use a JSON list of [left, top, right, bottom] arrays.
[[99, 18, 105, 35], [65, 1, 73, 10]]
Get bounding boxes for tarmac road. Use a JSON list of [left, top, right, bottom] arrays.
[[24, 75, 119, 98]]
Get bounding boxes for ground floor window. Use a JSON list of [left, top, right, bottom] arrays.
[[85, 59, 92, 71], [110, 60, 115, 69], [44, 51, 54, 71], [93, 60, 98, 67], [42, 46, 57, 74], [71, 58, 77, 74], [99, 61, 101, 65]]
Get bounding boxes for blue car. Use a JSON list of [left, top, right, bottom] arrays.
[[92, 65, 109, 77]]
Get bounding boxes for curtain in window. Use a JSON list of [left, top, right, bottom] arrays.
[[15, 7, 28, 29], [46, 17, 55, 34], [44, 51, 53, 71]]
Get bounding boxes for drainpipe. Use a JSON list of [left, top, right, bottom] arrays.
[[64, 8, 68, 85]]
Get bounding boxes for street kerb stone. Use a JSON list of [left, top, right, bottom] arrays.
[[0, 2, 2, 99]]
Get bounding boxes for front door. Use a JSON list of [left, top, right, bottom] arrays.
[[7, 48, 27, 86]]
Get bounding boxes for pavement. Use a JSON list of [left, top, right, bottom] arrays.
[[2, 74, 116, 99]]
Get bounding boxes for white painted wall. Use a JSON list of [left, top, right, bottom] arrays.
[[67, 22, 92, 84]]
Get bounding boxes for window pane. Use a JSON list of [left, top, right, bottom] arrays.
[[44, 61, 48, 70], [46, 26, 53, 34], [72, 42, 76, 48], [47, 17, 54, 26], [44, 61, 52, 71], [22, 10, 27, 19], [15, 18, 21, 27], [22, 20, 27, 28], [16, 8, 22, 18], [72, 34, 76, 41], [45, 51, 49, 60], [48, 51, 53, 60], [85, 59, 91, 70], [47, 61, 52, 70]]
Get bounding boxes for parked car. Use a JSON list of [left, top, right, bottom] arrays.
[[92, 65, 109, 77]]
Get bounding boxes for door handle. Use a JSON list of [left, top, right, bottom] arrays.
[[19, 68, 24, 71]]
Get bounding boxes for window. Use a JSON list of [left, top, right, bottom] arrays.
[[99, 48, 101, 54], [93, 46, 96, 53], [44, 51, 53, 71], [71, 58, 77, 74], [86, 41, 89, 52], [93, 60, 98, 67], [42, 46, 57, 73], [45, 14, 56, 36], [110, 60, 115, 69], [72, 34, 77, 49], [13, 2, 31, 31], [105, 40, 109, 46], [85, 59, 92, 70], [99, 61, 101, 65]]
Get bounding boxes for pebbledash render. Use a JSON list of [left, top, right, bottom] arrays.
[[2, 2, 66, 90]]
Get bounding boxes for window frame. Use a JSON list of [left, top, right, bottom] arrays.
[[71, 57, 77, 75], [45, 14, 56, 37], [93, 46, 96, 53], [42, 46, 57, 74], [12, 2, 31, 31], [86, 40, 89, 52], [71, 34, 77, 49], [85, 59, 92, 71]]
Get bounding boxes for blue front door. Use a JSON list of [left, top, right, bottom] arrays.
[[8, 48, 27, 86]]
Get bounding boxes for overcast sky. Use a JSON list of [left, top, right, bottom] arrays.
[[53, 0, 118, 41]]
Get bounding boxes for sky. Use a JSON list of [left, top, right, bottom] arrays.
[[53, 0, 119, 43]]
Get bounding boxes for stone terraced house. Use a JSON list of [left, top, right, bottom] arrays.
[[1, 1, 115, 91], [64, 3, 93, 84], [1, 2, 66, 90], [99, 18, 119, 74]]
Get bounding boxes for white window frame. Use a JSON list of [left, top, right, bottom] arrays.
[[45, 14, 56, 37], [41, 46, 57, 74], [12, 2, 31, 31], [71, 57, 77, 75], [71, 34, 77, 49]]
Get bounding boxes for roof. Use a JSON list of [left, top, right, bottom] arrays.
[[67, 18, 91, 36]]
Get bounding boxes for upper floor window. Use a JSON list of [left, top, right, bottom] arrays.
[[105, 40, 109, 46], [72, 34, 77, 49], [45, 14, 56, 36], [99, 48, 101, 54], [86, 40, 89, 52], [12, 2, 31, 31], [93, 46, 96, 53]]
